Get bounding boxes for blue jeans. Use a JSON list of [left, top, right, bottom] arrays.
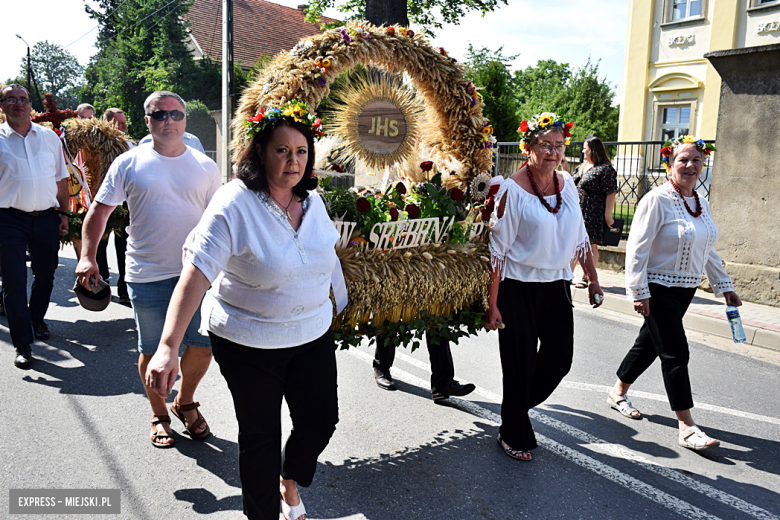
[[127, 276, 210, 354]]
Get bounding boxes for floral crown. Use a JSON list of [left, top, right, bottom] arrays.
[[517, 112, 573, 155], [660, 135, 716, 172], [243, 100, 324, 141]]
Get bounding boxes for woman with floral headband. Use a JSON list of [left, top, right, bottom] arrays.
[[145, 101, 335, 520], [485, 112, 604, 461], [607, 136, 741, 451]]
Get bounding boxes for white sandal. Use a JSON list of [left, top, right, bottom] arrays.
[[679, 425, 720, 451], [607, 392, 641, 419], [281, 492, 306, 520]]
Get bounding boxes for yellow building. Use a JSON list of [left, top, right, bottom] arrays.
[[619, 0, 780, 142]]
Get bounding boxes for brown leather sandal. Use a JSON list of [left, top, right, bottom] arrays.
[[151, 415, 175, 448], [171, 398, 210, 440]]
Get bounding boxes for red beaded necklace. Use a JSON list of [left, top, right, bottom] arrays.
[[669, 178, 702, 218], [526, 163, 562, 214]]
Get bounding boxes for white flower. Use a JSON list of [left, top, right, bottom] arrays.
[[469, 172, 492, 201]]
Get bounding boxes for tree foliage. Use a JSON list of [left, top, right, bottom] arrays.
[[185, 99, 216, 151], [463, 45, 519, 142], [514, 58, 619, 142], [304, 0, 508, 35], [17, 41, 84, 110]]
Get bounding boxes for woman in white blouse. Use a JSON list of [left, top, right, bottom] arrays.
[[608, 138, 741, 451], [145, 105, 337, 520], [486, 113, 604, 461]]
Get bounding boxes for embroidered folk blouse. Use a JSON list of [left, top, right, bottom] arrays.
[[489, 172, 590, 282], [183, 179, 340, 349], [625, 182, 734, 301]]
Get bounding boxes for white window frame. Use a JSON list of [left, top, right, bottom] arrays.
[[753, 0, 779, 7], [662, 0, 707, 25], [649, 99, 698, 170]]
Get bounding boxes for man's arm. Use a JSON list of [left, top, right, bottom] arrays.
[[75, 202, 116, 290], [56, 178, 70, 234]]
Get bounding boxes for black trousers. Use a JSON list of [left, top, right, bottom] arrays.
[[0, 209, 60, 349], [374, 332, 455, 393], [96, 236, 110, 283], [616, 283, 697, 411], [497, 279, 574, 451], [209, 331, 339, 520], [114, 229, 128, 296]]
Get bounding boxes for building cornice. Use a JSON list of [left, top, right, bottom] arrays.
[[650, 58, 710, 68]]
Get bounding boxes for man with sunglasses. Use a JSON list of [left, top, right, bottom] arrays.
[[138, 115, 205, 154], [0, 84, 70, 369], [77, 91, 220, 447]]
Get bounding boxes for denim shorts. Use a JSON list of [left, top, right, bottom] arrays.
[[127, 276, 211, 354]]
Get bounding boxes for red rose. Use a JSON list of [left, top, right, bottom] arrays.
[[420, 161, 434, 172], [449, 188, 464, 202], [488, 184, 500, 197], [356, 197, 371, 213], [485, 198, 495, 212], [389, 207, 399, 221], [519, 120, 529, 133], [406, 204, 420, 219], [480, 208, 492, 221], [329, 163, 344, 172], [313, 117, 322, 127], [396, 181, 407, 195]]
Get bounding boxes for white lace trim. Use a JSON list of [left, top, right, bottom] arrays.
[[626, 285, 651, 301], [711, 279, 734, 296], [572, 237, 591, 262], [647, 270, 703, 287], [489, 241, 505, 281]]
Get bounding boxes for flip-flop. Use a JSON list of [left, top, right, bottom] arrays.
[[575, 280, 589, 289], [150, 415, 175, 448], [171, 398, 210, 439]]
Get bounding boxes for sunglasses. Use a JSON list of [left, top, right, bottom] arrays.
[[147, 109, 185, 122]]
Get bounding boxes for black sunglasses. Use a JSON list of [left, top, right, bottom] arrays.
[[147, 109, 185, 122]]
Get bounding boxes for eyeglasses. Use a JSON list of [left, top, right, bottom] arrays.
[[147, 110, 185, 122], [536, 143, 566, 154], [2, 97, 31, 105]]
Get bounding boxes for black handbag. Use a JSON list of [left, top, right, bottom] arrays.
[[602, 218, 624, 247]]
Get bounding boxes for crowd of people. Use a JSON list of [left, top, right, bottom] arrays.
[[0, 82, 742, 520]]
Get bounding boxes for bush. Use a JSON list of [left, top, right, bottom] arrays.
[[185, 100, 216, 152]]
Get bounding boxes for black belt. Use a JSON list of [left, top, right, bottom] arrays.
[[1, 207, 66, 217]]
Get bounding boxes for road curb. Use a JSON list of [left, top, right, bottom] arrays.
[[571, 287, 780, 353]]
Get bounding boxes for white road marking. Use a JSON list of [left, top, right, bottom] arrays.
[[560, 381, 780, 427], [385, 350, 780, 520], [349, 349, 720, 520]]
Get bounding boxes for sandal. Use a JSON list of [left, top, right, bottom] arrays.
[[171, 398, 210, 440], [607, 392, 641, 419], [575, 279, 589, 289], [280, 492, 306, 520], [150, 415, 175, 448], [497, 433, 532, 461], [679, 425, 720, 451]]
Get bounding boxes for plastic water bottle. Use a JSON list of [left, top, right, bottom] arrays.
[[726, 305, 746, 343]]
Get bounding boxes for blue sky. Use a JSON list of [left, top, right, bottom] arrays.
[[1, 0, 628, 103]]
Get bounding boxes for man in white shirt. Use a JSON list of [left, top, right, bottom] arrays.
[[77, 91, 221, 448], [138, 130, 205, 154], [0, 84, 70, 369]]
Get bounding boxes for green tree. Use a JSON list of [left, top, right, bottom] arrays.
[[514, 58, 619, 143], [185, 99, 216, 151], [463, 45, 519, 142], [304, 0, 508, 35], [18, 41, 84, 110]]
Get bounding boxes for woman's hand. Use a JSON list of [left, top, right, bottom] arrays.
[[634, 298, 650, 317], [605, 215, 615, 227], [485, 305, 504, 331], [723, 291, 742, 307], [145, 345, 180, 398], [589, 280, 604, 308]]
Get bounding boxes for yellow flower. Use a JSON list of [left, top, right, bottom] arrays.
[[565, 137, 571, 146], [682, 135, 696, 143], [540, 115, 552, 127], [322, 58, 331, 67], [399, 27, 407, 36], [282, 106, 295, 117]]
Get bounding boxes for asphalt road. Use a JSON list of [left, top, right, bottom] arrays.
[[1, 245, 779, 519]]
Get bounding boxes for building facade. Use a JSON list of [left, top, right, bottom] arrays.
[[619, 0, 780, 142]]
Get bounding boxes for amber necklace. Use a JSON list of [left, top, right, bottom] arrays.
[[269, 191, 295, 221], [669, 179, 702, 218], [527, 164, 562, 214]]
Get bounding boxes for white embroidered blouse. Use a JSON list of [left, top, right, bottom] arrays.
[[489, 172, 591, 282], [183, 179, 340, 349], [625, 182, 734, 301]]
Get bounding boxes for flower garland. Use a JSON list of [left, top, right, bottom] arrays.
[[660, 135, 716, 173], [243, 100, 323, 141], [517, 112, 573, 155]]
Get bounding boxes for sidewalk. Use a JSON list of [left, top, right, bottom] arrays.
[[571, 266, 780, 352]]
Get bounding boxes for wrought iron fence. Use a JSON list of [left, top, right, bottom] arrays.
[[492, 141, 715, 239]]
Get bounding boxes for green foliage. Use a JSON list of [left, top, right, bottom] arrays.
[[463, 45, 520, 142], [514, 57, 619, 142], [18, 41, 84, 110], [303, 0, 508, 35], [185, 100, 216, 151]]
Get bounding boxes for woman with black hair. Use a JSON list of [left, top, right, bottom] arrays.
[[571, 135, 618, 287], [145, 102, 336, 520]]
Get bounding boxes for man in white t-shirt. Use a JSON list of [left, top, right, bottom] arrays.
[[76, 91, 221, 448]]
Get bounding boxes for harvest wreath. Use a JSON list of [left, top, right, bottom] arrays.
[[234, 23, 501, 349]]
